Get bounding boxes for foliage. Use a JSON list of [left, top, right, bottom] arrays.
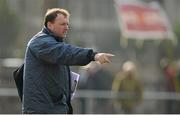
[[0, 0, 19, 57], [174, 22, 180, 39]]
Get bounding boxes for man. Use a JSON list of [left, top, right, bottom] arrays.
[[23, 8, 114, 114]]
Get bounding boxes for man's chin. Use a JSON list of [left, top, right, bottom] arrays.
[[58, 34, 66, 39], [63, 34, 67, 38]]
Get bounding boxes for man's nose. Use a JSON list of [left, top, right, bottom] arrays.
[[65, 25, 69, 30]]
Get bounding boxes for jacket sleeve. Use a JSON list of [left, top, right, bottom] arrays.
[[29, 36, 96, 65]]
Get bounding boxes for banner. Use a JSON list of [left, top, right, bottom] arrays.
[[114, 0, 175, 40]]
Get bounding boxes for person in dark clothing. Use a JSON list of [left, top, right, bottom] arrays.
[[85, 63, 114, 113], [23, 8, 114, 114]]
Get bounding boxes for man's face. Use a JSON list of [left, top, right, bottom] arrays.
[[47, 13, 69, 38]]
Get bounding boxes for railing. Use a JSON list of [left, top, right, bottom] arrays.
[[75, 90, 180, 100], [0, 88, 180, 100]]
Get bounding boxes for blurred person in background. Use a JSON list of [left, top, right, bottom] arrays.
[[175, 60, 180, 113], [112, 61, 143, 114], [23, 8, 114, 114], [77, 63, 98, 113], [160, 58, 176, 93], [84, 62, 114, 113], [160, 58, 177, 113]]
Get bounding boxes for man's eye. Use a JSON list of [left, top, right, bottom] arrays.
[[61, 23, 68, 26]]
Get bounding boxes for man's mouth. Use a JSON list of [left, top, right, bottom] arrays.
[[63, 31, 67, 35]]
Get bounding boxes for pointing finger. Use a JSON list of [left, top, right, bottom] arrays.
[[106, 53, 115, 57]]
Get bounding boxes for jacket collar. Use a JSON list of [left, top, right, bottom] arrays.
[[42, 26, 63, 42]]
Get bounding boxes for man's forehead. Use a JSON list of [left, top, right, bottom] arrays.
[[56, 14, 69, 22], [57, 14, 68, 19]]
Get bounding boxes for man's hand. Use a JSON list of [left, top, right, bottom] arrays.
[[94, 53, 114, 64]]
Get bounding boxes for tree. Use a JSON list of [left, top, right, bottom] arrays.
[[0, 0, 19, 57]]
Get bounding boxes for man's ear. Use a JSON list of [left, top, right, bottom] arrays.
[[47, 22, 53, 30]]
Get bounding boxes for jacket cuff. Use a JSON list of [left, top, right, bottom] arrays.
[[88, 50, 98, 61]]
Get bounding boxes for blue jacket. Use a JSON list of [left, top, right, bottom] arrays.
[[22, 27, 96, 114]]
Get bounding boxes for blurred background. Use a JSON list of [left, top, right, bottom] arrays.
[[0, 0, 180, 114]]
